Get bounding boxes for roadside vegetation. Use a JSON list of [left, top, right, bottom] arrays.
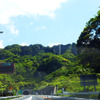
[[0, 10, 100, 96]]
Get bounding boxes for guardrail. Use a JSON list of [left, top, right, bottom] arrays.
[[39, 94, 99, 100], [58, 92, 100, 100], [63, 91, 100, 95], [0, 95, 22, 99]]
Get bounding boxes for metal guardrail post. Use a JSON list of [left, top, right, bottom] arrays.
[[61, 96, 62, 100]]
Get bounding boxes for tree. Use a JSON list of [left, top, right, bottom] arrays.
[[77, 10, 100, 49], [77, 48, 100, 73], [0, 50, 15, 60], [5, 44, 21, 55], [62, 50, 76, 61], [38, 53, 71, 74]]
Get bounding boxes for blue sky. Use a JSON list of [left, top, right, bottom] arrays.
[[0, 0, 100, 48]]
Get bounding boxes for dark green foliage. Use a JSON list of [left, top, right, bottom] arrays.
[[77, 48, 100, 73], [0, 41, 99, 94], [77, 10, 100, 73], [5, 44, 21, 55], [77, 10, 100, 50], [44, 46, 54, 53], [20, 44, 43, 56], [0, 49, 15, 60], [1, 11, 100, 96], [62, 50, 76, 61], [0, 43, 78, 93], [37, 53, 71, 74]]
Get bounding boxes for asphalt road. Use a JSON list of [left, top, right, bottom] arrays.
[[11, 95, 47, 100], [11, 95, 98, 100]]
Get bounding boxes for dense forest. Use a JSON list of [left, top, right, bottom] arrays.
[[0, 10, 100, 96]]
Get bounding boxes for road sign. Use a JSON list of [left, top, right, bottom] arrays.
[[81, 81, 97, 86], [0, 63, 15, 74], [80, 74, 97, 86], [80, 74, 97, 81], [80, 74, 98, 92]]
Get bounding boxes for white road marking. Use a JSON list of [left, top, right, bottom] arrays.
[[24, 96, 32, 100]]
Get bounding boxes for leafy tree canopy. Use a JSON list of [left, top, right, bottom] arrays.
[[77, 10, 100, 49], [37, 53, 71, 74]]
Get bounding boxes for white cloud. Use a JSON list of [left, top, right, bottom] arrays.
[[0, 0, 67, 25], [36, 26, 46, 30], [0, 0, 67, 34], [7, 24, 19, 35], [49, 43, 60, 47], [30, 22, 34, 25], [20, 43, 29, 46], [0, 40, 4, 48], [8, 39, 12, 42]]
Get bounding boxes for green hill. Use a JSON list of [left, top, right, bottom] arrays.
[[0, 43, 99, 95], [0, 10, 100, 95]]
